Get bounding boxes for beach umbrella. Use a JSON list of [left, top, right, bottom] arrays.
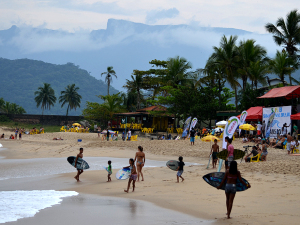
[[239, 124, 255, 131], [216, 121, 227, 126], [101, 130, 116, 134], [201, 135, 220, 142], [72, 123, 81, 127]]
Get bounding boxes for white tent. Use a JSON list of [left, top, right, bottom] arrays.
[[216, 121, 227, 126]]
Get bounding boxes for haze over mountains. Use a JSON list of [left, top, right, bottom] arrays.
[[0, 19, 298, 115]]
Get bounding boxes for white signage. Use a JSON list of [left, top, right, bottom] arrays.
[[263, 106, 292, 138]]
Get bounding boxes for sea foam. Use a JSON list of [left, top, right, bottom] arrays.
[[0, 190, 78, 223]]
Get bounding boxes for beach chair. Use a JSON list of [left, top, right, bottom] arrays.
[[292, 147, 299, 154], [250, 153, 261, 162], [40, 130, 44, 134], [148, 128, 154, 133], [60, 126, 66, 132], [29, 130, 35, 135], [131, 135, 138, 141]]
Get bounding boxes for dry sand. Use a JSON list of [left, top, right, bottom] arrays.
[[1, 127, 300, 224]]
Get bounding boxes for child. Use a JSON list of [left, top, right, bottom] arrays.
[[209, 139, 219, 168], [291, 138, 296, 151], [176, 156, 185, 183], [107, 160, 112, 182], [124, 158, 137, 193]]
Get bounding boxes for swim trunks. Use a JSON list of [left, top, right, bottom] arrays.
[[177, 170, 183, 177], [225, 183, 236, 194], [130, 174, 137, 181], [190, 137, 195, 142], [212, 152, 218, 160], [286, 142, 291, 151]]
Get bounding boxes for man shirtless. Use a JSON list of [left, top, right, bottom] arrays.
[[209, 139, 219, 168], [287, 133, 293, 154], [134, 146, 145, 181], [74, 148, 84, 181]]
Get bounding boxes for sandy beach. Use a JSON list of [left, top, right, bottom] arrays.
[[1, 127, 300, 224]]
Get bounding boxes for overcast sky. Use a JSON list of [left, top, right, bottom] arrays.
[[0, 0, 298, 33]]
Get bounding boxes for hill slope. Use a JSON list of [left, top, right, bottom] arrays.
[[0, 58, 118, 115]]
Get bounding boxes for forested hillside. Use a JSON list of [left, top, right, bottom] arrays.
[[0, 58, 118, 115]]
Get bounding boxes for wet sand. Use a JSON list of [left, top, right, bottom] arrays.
[[1, 128, 300, 224]]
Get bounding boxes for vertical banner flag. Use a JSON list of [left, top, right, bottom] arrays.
[[263, 106, 291, 138], [239, 111, 248, 135], [218, 116, 240, 172], [189, 118, 198, 131], [182, 116, 192, 137]]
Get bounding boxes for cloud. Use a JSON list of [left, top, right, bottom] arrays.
[[146, 8, 180, 24]]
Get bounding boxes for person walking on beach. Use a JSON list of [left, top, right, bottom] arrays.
[[176, 156, 185, 183], [134, 146, 145, 181], [14, 128, 18, 140], [106, 128, 110, 141], [226, 138, 234, 168], [217, 161, 250, 219], [124, 158, 137, 193], [209, 139, 219, 168], [97, 127, 101, 138], [19, 129, 22, 140], [261, 140, 268, 161], [127, 129, 131, 141], [190, 128, 196, 146], [107, 160, 112, 182], [74, 148, 84, 182]]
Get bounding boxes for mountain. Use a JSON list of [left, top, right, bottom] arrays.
[[0, 19, 286, 93], [0, 58, 118, 115]]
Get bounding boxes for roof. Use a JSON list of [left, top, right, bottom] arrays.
[[257, 86, 300, 100], [137, 105, 167, 112], [237, 106, 263, 121], [291, 112, 300, 120]]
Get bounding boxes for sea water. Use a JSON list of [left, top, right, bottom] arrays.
[[0, 190, 78, 223], [0, 157, 199, 180]]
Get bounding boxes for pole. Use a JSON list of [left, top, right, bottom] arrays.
[[125, 116, 127, 140]]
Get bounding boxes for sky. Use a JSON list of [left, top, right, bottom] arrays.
[[0, 0, 298, 33]]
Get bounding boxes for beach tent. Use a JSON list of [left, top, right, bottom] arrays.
[[291, 113, 300, 120], [216, 121, 227, 126], [257, 85, 300, 100], [237, 106, 263, 121]]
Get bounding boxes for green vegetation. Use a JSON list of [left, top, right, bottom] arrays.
[[0, 97, 26, 114], [0, 59, 118, 115], [34, 83, 57, 115], [101, 66, 117, 96], [59, 84, 82, 117]]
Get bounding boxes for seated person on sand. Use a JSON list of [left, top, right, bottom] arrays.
[[269, 138, 277, 148], [0, 133, 4, 139], [85, 127, 89, 132], [254, 135, 261, 144], [9, 134, 14, 139], [248, 134, 254, 142], [242, 135, 249, 143], [53, 137, 63, 140], [245, 146, 261, 162], [159, 134, 165, 140], [40, 127, 44, 132]]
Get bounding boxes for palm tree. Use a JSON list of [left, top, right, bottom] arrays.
[[165, 56, 193, 87], [34, 83, 57, 115], [237, 39, 268, 90], [1, 101, 11, 114], [100, 93, 123, 121], [123, 74, 143, 109], [269, 51, 295, 85], [101, 66, 117, 96], [265, 10, 300, 56], [59, 84, 82, 117], [210, 35, 240, 111], [248, 61, 269, 89]]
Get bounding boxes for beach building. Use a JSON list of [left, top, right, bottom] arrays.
[[115, 105, 174, 131]]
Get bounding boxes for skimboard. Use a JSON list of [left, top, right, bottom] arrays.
[[0, 143, 3, 148], [216, 149, 245, 160], [116, 168, 131, 180], [67, 156, 90, 170], [206, 155, 212, 169], [203, 172, 250, 192], [166, 160, 179, 171], [290, 154, 300, 156], [103, 166, 112, 173]]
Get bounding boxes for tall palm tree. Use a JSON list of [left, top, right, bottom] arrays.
[[237, 39, 268, 90], [210, 35, 240, 111], [101, 66, 117, 96], [123, 74, 143, 109], [59, 84, 82, 117], [269, 51, 295, 85], [165, 56, 193, 87], [248, 61, 269, 89], [265, 9, 300, 56], [34, 83, 57, 115], [1, 101, 11, 114]]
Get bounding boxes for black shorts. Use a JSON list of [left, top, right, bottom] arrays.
[[225, 160, 228, 166], [246, 157, 250, 162]]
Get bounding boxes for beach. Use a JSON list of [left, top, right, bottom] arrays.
[[1, 128, 300, 224]]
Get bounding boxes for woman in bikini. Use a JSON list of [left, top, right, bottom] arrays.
[[124, 158, 137, 193], [134, 146, 145, 181], [217, 161, 250, 219]]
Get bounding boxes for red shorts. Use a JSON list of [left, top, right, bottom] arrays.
[[257, 130, 261, 135]]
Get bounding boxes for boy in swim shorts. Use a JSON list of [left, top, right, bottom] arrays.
[[107, 160, 112, 182], [176, 156, 185, 183], [209, 139, 219, 168]]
